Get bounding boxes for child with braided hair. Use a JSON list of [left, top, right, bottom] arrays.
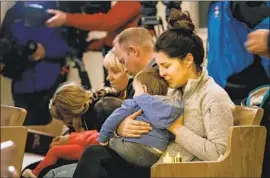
[[22, 82, 123, 178]]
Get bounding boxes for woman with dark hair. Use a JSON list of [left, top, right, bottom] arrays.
[[152, 9, 234, 162], [62, 9, 234, 178]]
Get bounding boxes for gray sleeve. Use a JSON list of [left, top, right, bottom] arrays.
[[175, 102, 234, 161]]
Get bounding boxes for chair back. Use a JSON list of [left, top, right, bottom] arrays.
[[233, 105, 264, 126], [1, 127, 28, 174], [1, 105, 27, 126]]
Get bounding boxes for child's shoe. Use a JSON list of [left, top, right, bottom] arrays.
[[22, 169, 37, 178]]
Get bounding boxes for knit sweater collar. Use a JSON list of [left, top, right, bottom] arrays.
[[180, 68, 209, 101]]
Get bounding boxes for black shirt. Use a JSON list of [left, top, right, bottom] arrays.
[[126, 59, 157, 99]]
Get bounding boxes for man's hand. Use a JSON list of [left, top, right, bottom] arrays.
[[245, 29, 270, 58], [46, 9, 67, 28], [30, 43, 46, 61], [116, 109, 152, 138], [50, 135, 70, 147]]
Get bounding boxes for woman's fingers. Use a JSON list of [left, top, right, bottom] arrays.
[[124, 120, 152, 136], [129, 128, 151, 134], [127, 120, 151, 130]]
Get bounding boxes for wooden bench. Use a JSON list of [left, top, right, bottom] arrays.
[[151, 106, 266, 177]]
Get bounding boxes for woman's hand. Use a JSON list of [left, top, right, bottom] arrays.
[[50, 135, 70, 147], [168, 115, 184, 135], [116, 109, 152, 138], [46, 9, 67, 28]]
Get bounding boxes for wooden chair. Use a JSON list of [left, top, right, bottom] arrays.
[[1, 127, 28, 174], [1, 105, 66, 136], [151, 106, 266, 178], [26, 118, 67, 137], [1, 105, 27, 126]]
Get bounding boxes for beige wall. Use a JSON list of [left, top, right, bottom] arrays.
[[0, 1, 207, 106]]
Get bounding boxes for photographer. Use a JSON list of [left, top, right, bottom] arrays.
[[0, 1, 70, 125]]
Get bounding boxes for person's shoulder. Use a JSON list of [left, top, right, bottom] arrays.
[[122, 98, 137, 107], [133, 94, 159, 108], [200, 77, 233, 104], [134, 94, 182, 109], [133, 93, 157, 102]]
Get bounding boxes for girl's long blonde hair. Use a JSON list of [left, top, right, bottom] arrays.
[[49, 82, 92, 128]]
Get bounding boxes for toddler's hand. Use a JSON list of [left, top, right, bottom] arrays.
[[50, 135, 70, 147]]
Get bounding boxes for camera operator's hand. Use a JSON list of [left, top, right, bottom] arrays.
[[30, 43, 46, 61], [46, 9, 67, 28]]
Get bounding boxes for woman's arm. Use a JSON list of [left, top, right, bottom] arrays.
[[170, 102, 234, 161]]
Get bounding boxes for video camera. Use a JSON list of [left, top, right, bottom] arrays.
[[0, 2, 53, 78], [139, 1, 182, 37], [139, 2, 164, 37], [1, 1, 110, 89], [0, 31, 39, 79]]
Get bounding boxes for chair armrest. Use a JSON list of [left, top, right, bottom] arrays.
[[25, 119, 67, 137], [27, 128, 56, 137]]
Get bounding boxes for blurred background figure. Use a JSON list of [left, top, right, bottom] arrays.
[[139, 1, 182, 38], [45, 1, 141, 87], [0, 1, 70, 125], [207, 1, 270, 104], [162, 1, 182, 21]]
